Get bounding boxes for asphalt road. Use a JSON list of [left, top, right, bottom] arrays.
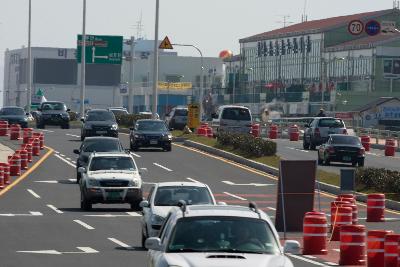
[[1, 128, 400, 267], [274, 138, 400, 174]]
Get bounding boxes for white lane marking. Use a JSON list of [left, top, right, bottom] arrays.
[[67, 247, 99, 254], [268, 206, 276, 211], [108, 238, 132, 249], [0, 212, 43, 216], [285, 146, 310, 153], [324, 262, 338, 266], [186, 177, 201, 183], [66, 157, 72, 161], [304, 255, 317, 259], [47, 204, 63, 214], [35, 180, 59, 183], [332, 248, 340, 252], [30, 211, 43, 216], [84, 212, 141, 218], [126, 212, 142, 216], [130, 152, 141, 158], [17, 250, 62, 255], [17, 247, 98, 255], [223, 192, 247, 201], [40, 129, 54, 133], [73, 220, 95, 230], [222, 180, 274, 187], [287, 254, 328, 266], [55, 151, 60, 154], [66, 134, 80, 138], [153, 163, 172, 172], [54, 154, 75, 168], [27, 189, 41, 199], [60, 153, 65, 157]]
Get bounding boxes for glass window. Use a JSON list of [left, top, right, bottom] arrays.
[[136, 121, 167, 131], [393, 60, 400, 75], [89, 156, 135, 171], [167, 217, 281, 254], [0, 107, 25, 115], [86, 111, 116, 121], [174, 109, 188, 116], [330, 136, 361, 145], [221, 108, 251, 121], [318, 118, 344, 128], [154, 186, 213, 206], [41, 102, 66, 111], [81, 139, 121, 152]]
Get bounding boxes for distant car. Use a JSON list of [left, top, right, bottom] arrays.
[[0, 106, 29, 128], [318, 134, 365, 167], [73, 137, 124, 182], [36, 101, 70, 129], [165, 106, 188, 130], [80, 109, 118, 141], [211, 105, 253, 135], [139, 111, 159, 119], [303, 117, 347, 150], [140, 182, 217, 247], [129, 119, 172, 151], [145, 203, 300, 267], [79, 152, 142, 211], [108, 108, 129, 124]]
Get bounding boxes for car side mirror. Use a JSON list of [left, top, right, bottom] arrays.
[[145, 237, 162, 251], [67, 108, 71, 112], [283, 240, 301, 254], [78, 167, 86, 173], [80, 117, 85, 122], [139, 200, 150, 208], [73, 149, 80, 154]]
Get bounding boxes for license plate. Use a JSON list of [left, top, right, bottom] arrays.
[[150, 140, 158, 145], [107, 191, 121, 199], [342, 156, 351, 161], [96, 131, 107, 134]]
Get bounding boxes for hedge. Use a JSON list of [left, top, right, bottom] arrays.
[[356, 168, 400, 195], [217, 132, 276, 157]]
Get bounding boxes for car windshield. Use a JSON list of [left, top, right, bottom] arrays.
[[331, 136, 361, 145], [0, 108, 25, 115], [89, 156, 135, 171], [222, 108, 251, 121], [137, 121, 167, 131], [110, 110, 128, 116], [167, 217, 280, 254], [86, 111, 115, 122], [154, 186, 213, 206], [318, 119, 344, 128], [174, 109, 188, 116], [41, 102, 66, 111], [81, 139, 121, 152]]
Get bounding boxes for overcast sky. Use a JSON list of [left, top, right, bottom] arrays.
[[0, 0, 394, 93]]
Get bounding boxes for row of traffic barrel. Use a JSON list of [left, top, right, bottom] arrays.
[[0, 121, 44, 190], [303, 193, 397, 266], [267, 124, 300, 141], [196, 123, 213, 138]]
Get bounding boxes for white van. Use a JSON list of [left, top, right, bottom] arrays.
[[211, 105, 253, 135]]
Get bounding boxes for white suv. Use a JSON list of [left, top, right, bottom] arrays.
[[78, 152, 142, 211], [145, 203, 300, 267]]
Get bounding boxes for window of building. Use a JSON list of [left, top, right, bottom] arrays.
[[384, 60, 393, 74]]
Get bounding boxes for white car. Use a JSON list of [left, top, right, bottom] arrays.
[[145, 203, 300, 267], [78, 152, 143, 211], [140, 182, 217, 247]]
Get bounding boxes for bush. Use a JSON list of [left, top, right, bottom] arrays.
[[355, 168, 400, 195], [216, 132, 276, 157], [115, 114, 152, 128]]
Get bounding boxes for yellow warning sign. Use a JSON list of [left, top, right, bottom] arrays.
[[159, 36, 173, 50], [188, 104, 200, 129]]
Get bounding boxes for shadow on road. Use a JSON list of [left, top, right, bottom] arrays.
[[60, 207, 135, 213], [115, 246, 147, 252]]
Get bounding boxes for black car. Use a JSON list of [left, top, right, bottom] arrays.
[[81, 109, 119, 141], [317, 134, 365, 167], [36, 101, 70, 129], [73, 136, 124, 182], [129, 119, 172, 151], [0, 106, 29, 128]]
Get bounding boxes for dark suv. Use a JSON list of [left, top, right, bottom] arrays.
[[81, 109, 118, 141], [36, 101, 70, 129]]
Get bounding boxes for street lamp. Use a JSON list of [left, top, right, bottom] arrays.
[[80, 0, 87, 117], [26, 0, 32, 112], [151, 0, 160, 119]]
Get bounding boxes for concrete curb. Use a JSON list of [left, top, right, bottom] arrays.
[[183, 140, 400, 212]]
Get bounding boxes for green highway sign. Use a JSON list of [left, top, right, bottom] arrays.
[[77, 34, 123, 64]]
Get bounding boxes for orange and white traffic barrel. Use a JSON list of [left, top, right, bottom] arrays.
[[330, 200, 352, 229], [303, 211, 328, 255], [9, 154, 21, 176], [23, 144, 33, 162], [336, 193, 356, 204], [331, 206, 353, 241], [10, 124, 21, 140], [251, 124, 260, 138], [268, 124, 278, 139], [384, 233, 400, 267], [0, 163, 10, 185], [205, 127, 213, 138], [289, 124, 300, 141], [0, 167, 4, 189], [39, 133, 44, 149], [32, 138, 40, 156], [361, 135, 371, 151], [367, 230, 393, 267], [0, 120, 9, 136], [339, 224, 366, 266], [16, 149, 28, 170], [385, 139, 396, 157], [367, 194, 385, 222], [23, 128, 33, 144]]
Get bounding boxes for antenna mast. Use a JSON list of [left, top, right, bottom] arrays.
[[302, 0, 308, 22]]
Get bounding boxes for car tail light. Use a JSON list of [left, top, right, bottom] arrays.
[[342, 129, 348, 135], [315, 128, 320, 137], [359, 147, 365, 156], [328, 146, 335, 154]]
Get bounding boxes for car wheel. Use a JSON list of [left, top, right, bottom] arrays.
[[80, 191, 92, 211], [303, 138, 310, 150], [164, 145, 172, 152], [80, 135, 85, 141], [310, 141, 316, 150], [76, 171, 81, 183], [141, 229, 147, 249], [324, 154, 330, 166], [358, 159, 365, 167]]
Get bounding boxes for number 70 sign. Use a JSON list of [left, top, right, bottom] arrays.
[[348, 20, 364, 35]]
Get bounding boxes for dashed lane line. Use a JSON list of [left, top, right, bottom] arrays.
[[54, 154, 75, 168], [186, 177, 201, 183], [287, 254, 328, 266], [66, 134, 80, 138], [27, 189, 41, 199], [40, 129, 54, 133], [47, 204, 63, 214], [108, 238, 132, 249], [285, 147, 310, 153], [131, 153, 141, 158], [223, 192, 247, 201], [153, 163, 173, 172], [73, 220, 95, 230]]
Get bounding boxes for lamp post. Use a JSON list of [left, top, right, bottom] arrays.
[[151, 0, 160, 119], [232, 65, 239, 104], [128, 36, 136, 114], [26, 0, 32, 112], [80, 0, 87, 117]]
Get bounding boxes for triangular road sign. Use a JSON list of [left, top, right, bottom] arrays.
[[159, 36, 173, 49]]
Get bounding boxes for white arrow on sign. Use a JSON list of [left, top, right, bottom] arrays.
[[17, 247, 99, 255], [222, 181, 274, 187], [0, 211, 43, 217]]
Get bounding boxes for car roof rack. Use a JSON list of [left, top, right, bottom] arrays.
[[177, 200, 187, 217], [249, 202, 261, 218]]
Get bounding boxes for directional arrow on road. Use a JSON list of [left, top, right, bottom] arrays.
[[0, 211, 43, 217], [222, 180, 274, 187], [17, 247, 99, 255]]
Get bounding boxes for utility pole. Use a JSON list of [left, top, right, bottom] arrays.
[[26, 0, 32, 112], [128, 36, 135, 114], [80, 0, 86, 117], [151, 0, 160, 118]]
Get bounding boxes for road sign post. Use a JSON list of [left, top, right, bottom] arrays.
[[188, 104, 200, 129], [365, 20, 381, 36], [348, 20, 364, 35]]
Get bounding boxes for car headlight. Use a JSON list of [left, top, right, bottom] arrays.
[[134, 134, 144, 139], [84, 124, 92, 129], [151, 214, 165, 225], [62, 113, 70, 119], [111, 124, 118, 130], [87, 179, 100, 187], [162, 134, 172, 141], [128, 179, 139, 187]]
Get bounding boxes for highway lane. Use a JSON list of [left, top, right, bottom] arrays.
[[1, 128, 400, 267], [274, 138, 400, 174]]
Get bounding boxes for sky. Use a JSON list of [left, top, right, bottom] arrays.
[[0, 0, 395, 93]]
